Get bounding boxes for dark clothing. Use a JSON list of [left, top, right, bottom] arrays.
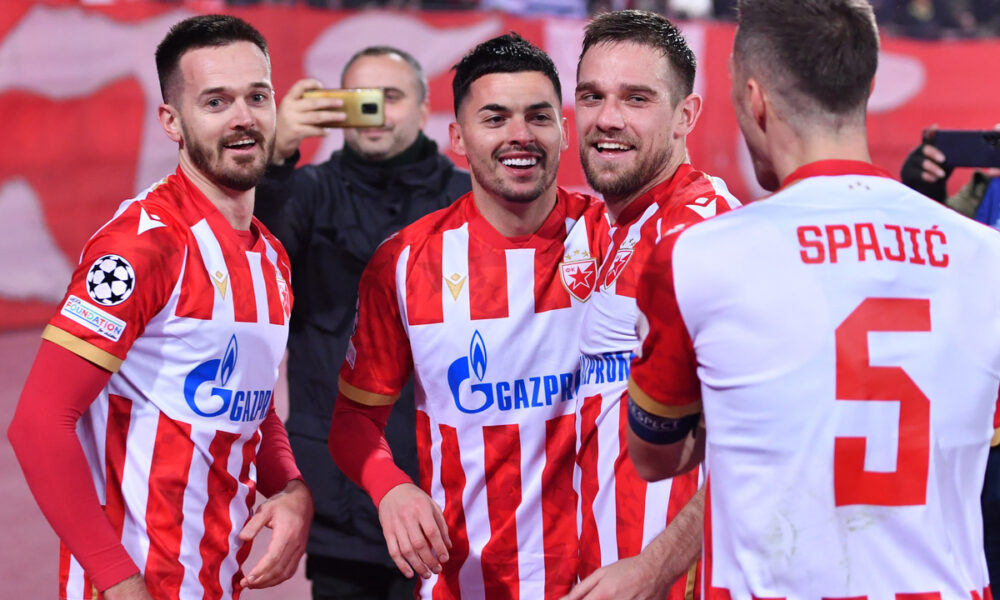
[[306, 555, 415, 600], [254, 133, 470, 570]]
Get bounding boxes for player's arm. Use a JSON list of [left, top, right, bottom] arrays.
[[238, 404, 312, 589], [627, 231, 704, 482], [7, 341, 143, 594], [328, 239, 451, 579], [563, 486, 704, 600]]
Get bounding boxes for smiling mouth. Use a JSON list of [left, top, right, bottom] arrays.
[[500, 156, 539, 169], [595, 141, 633, 153], [224, 137, 257, 151]]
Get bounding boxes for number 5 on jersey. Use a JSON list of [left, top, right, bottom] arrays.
[[834, 297, 931, 507]]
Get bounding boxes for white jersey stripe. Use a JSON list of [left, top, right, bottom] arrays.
[[442, 224, 471, 323]]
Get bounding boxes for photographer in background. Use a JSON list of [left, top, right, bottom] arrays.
[[900, 124, 1000, 590], [253, 46, 470, 600], [900, 124, 1000, 223]]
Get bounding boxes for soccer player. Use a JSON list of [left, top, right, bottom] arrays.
[[628, 0, 1000, 597], [568, 10, 739, 600], [8, 15, 311, 600], [328, 33, 606, 599]]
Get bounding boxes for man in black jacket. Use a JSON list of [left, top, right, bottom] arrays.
[[254, 46, 471, 600]]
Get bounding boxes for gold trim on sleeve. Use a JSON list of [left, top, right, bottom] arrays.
[[338, 376, 399, 406], [992, 428, 1000, 448], [42, 325, 123, 373], [627, 377, 701, 418]]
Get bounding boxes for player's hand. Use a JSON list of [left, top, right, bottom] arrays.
[[272, 78, 346, 165], [102, 574, 154, 600], [378, 482, 452, 579], [238, 478, 313, 589], [561, 554, 666, 600]]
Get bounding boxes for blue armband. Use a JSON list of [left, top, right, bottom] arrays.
[[627, 396, 699, 445]]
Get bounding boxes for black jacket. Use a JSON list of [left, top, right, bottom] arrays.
[[254, 133, 471, 565]]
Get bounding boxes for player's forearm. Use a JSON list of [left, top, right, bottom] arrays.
[[328, 394, 412, 506], [8, 341, 140, 591], [255, 402, 302, 497], [640, 485, 705, 593]]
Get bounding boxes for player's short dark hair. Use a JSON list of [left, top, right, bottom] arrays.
[[451, 32, 561, 116], [579, 10, 696, 104], [155, 14, 269, 103], [734, 0, 878, 116], [342, 46, 429, 104]]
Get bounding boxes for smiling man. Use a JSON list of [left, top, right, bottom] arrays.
[[8, 15, 311, 600], [566, 10, 740, 600], [328, 33, 607, 599]]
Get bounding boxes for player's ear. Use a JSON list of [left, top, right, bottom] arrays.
[[747, 78, 767, 133], [675, 92, 703, 137], [159, 103, 184, 144], [449, 121, 466, 157], [560, 115, 569, 152]]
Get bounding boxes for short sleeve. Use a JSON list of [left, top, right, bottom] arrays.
[[43, 201, 183, 372], [627, 231, 702, 418], [338, 236, 413, 406]]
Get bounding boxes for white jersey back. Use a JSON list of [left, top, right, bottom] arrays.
[[631, 165, 1000, 599]]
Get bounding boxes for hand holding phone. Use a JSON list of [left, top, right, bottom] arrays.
[[922, 129, 1000, 168], [302, 88, 385, 128]]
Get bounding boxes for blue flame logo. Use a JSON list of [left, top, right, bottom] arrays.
[[470, 330, 487, 381], [220, 335, 238, 386]]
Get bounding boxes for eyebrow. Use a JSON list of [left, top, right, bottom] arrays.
[[477, 101, 557, 113], [576, 81, 660, 97], [199, 81, 273, 96]]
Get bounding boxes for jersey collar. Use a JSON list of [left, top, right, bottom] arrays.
[[780, 160, 894, 190], [613, 163, 696, 227]]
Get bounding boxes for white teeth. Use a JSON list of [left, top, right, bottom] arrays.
[[228, 139, 254, 148], [501, 157, 538, 167], [597, 142, 630, 151]]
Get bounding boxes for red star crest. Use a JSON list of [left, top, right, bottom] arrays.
[[560, 258, 597, 302], [603, 248, 634, 288]]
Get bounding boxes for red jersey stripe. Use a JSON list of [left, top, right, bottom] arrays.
[[482, 424, 522, 600], [257, 252, 285, 326], [577, 393, 602, 579], [176, 236, 214, 321], [896, 595, 943, 600], [59, 543, 70, 600], [143, 414, 195, 598], [222, 239, 257, 324], [416, 411, 433, 494], [436, 425, 469, 600], [614, 394, 646, 560], [542, 414, 577, 599], [407, 235, 444, 326], [231, 431, 260, 595], [198, 430, 240, 600], [534, 242, 572, 314], [469, 234, 510, 321], [104, 394, 132, 540]]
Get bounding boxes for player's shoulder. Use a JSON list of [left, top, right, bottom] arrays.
[[660, 166, 742, 222], [88, 175, 190, 252], [366, 191, 474, 269]]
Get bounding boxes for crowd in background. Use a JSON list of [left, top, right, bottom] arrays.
[[209, 0, 1000, 38]]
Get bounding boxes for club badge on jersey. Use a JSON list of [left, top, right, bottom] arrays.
[[559, 251, 597, 302]]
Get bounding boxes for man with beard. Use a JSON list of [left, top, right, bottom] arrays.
[[566, 10, 739, 600], [328, 33, 607, 599], [253, 46, 470, 600], [629, 0, 1000, 597], [8, 15, 312, 600]]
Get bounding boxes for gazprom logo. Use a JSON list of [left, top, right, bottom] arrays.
[[183, 335, 272, 422], [447, 330, 579, 415]]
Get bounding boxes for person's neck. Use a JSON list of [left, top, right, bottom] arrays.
[[178, 156, 254, 230], [771, 124, 872, 185], [603, 148, 688, 223], [473, 183, 559, 238]]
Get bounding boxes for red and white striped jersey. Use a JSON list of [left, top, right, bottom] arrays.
[[631, 161, 1000, 600], [340, 189, 607, 600], [43, 168, 293, 600], [576, 165, 739, 594]]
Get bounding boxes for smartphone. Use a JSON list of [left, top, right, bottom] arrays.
[[301, 88, 385, 128], [923, 129, 1000, 168]]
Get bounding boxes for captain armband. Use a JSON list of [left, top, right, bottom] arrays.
[[627, 396, 700, 445]]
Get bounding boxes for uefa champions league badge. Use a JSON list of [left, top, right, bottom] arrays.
[[86, 254, 136, 306]]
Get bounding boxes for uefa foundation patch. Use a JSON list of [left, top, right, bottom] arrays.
[[61, 295, 127, 342]]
